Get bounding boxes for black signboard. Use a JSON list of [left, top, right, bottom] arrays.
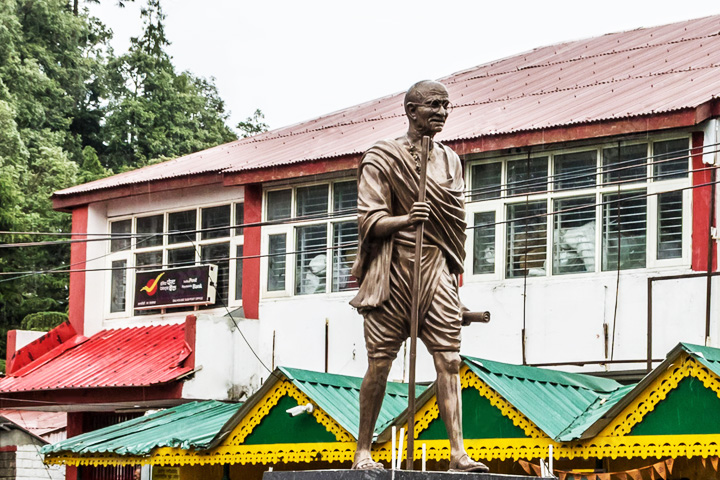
[[134, 264, 217, 310]]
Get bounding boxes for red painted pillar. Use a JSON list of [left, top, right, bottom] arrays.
[[242, 184, 262, 319], [68, 206, 88, 335], [691, 132, 718, 272], [64, 412, 84, 480]]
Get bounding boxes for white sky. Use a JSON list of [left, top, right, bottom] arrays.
[[88, 0, 720, 133]]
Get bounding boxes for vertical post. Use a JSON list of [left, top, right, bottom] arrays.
[[407, 136, 430, 470], [706, 165, 717, 343], [647, 278, 653, 372], [325, 318, 329, 373]]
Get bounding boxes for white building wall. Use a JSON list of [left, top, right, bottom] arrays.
[[16, 445, 64, 480]]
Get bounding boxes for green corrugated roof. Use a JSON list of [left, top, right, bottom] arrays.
[[280, 366, 426, 439], [41, 401, 242, 456], [462, 356, 627, 441], [679, 342, 720, 376]]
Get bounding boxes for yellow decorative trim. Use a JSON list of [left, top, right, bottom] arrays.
[[226, 379, 353, 445], [460, 364, 545, 438], [599, 353, 720, 437], [413, 365, 543, 440], [46, 433, 720, 467]]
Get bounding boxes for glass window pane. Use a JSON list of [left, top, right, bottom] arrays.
[[267, 234, 287, 292], [296, 185, 329, 219], [507, 157, 548, 196], [603, 143, 647, 185], [201, 205, 230, 240], [333, 181, 357, 214], [470, 162, 502, 201], [267, 189, 292, 221], [473, 212, 496, 275], [602, 191, 647, 271], [295, 224, 328, 295], [110, 220, 131, 252], [553, 197, 596, 274], [658, 191, 683, 259], [235, 245, 244, 301], [654, 139, 689, 180], [506, 201, 548, 277], [110, 260, 127, 313], [168, 210, 197, 244], [168, 247, 196, 268], [332, 221, 358, 292], [201, 243, 229, 308], [235, 203, 244, 236], [135, 251, 162, 270], [136, 215, 163, 248], [554, 150, 596, 191]]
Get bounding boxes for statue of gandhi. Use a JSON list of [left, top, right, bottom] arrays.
[[349, 80, 488, 472]]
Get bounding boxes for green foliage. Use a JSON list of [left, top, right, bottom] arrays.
[[21, 311, 68, 331], [237, 109, 269, 138], [0, 0, 244, 361]]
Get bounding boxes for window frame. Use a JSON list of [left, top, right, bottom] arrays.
[[260, 179, 358, 299], [105, 201, 245, 318], [465, 135, 692, 282]]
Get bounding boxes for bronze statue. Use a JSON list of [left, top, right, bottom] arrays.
[[350, 80, 489, 472]]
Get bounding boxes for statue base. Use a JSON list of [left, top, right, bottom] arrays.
[[263, 470, 540, 480]]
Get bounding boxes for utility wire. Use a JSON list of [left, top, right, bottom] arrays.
[[1, 179, 718, 280], [1, 144, 711, 242]]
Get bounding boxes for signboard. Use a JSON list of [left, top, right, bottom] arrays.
[[134, 264, 217, 310], [152, 466, 180, 480]]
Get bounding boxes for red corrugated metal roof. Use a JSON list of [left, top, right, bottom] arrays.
[[0, 323, 192, 392], [55, 15, 720, 198]]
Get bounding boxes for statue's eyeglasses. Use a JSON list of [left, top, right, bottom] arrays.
[[410, 99, 453, 113]]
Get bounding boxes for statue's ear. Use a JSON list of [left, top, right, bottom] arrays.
[[406, 103, 417, 120]]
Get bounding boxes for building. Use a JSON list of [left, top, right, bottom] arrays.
[[1, 13, 719, 480]]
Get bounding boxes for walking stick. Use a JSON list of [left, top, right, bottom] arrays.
[[406, 135, 430, 470]]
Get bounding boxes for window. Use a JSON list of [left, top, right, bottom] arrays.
[[263, 180, 358, 296], [657, 191, 683, 259], [472, 212, 496, 275], [467, 137, 690, 279], [110, 260, 127, 313], [106, 202, 245, 316], [267, 234, 287, 292]]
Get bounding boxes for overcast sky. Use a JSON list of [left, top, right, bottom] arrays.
[[88, 0, 720, 133]]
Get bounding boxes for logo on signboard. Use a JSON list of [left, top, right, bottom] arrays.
[[139, 272, 165, 296]]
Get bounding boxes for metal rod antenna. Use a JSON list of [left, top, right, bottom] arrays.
[[407, 135, 430, 470]]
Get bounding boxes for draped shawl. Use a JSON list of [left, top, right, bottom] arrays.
[[350, 139, 466, 311]]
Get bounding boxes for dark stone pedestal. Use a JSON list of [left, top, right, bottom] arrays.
[[263, 470, 538, 480]]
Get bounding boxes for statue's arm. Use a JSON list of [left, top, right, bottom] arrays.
[[359, 163, 429, 240]]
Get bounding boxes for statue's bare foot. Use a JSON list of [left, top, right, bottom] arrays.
[[352, 456, 384, 470], [449, 453, 489, 473]]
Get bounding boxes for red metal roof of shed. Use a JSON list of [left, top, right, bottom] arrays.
[[0, 323, 192, 393], [54, 15, 720, 202]]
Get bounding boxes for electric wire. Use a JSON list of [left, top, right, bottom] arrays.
[[2, 143, 713, 243], [1, 178, 718, 280]]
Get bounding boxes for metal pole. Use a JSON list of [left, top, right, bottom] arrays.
[[705, 165, 717, 343], [407, 135, 430, 470], [647, 278, 653, 372]]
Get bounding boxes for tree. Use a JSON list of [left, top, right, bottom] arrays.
[[0, 0, 242, 363], [102, 0, 236, 171], [237, 109, 270, 138]]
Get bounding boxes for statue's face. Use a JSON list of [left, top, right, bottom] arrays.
[[407, 84, 451, 136]]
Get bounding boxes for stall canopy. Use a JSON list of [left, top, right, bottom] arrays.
[[41, 343, 720, 468]]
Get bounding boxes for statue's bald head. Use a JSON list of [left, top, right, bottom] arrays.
[[404, 80, 448, 114]]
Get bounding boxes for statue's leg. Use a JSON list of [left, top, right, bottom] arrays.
[[353, 356, 392, 469], [433, 351, 489, 472]]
